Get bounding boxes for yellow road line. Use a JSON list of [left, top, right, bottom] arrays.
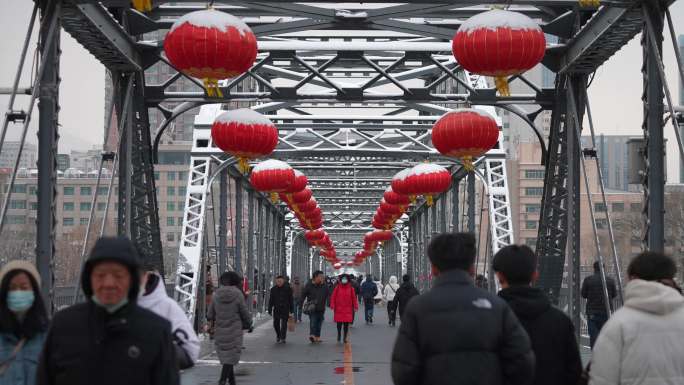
[[343, 340, 354, 385]]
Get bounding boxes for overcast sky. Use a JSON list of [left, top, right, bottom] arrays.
[[1, 2, 683, 179]]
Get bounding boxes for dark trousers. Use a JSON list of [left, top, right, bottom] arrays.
[[587, 313, 609, 348], [294, 299, 303, 322], [220, 364, 235, 385], [273, 316, 288, 340], [309, 310, 324, 337], [387, 300, 397, 324], [364, 301, 374, 322], [336, 322, 350, 341]]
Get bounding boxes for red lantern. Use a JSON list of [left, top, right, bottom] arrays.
[[333, 262, 343, 270], [285, 170, 308, 194], [211, 109, 278, 173], [280, 188, 312, 206], [384, 186, 411, 206], [379, 199, 401, 216], [405, 163, 452, 206], [452, 10, 545, 96], [295, 199, 318, 215], [250, 160, 295, 202], [304, 230, 326, 244], [371, 230, 393, 243], [391, 169, 412, 197], [164, 9, 258, 97], [432, 109, 499, 171]]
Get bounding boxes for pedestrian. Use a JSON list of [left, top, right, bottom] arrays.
[[36, 236, 179, 385], [0, 260, 49, 385], [394, 274, 419, 319], [383, 275, 400, 326], [590, 252, 684, 385], [138, 267, 200, 369], [301, 270, 329, 343], [493, 245, 582, 385], [292, 276, 303, 323], [268, 275, 294, 344], [391, 233, 534, 385], [360, 275, 378, 324], [581, 261, 617, 348], [329, 274, 358, 343], [207, 271, 253, 385], [373, 277, 384, 306]]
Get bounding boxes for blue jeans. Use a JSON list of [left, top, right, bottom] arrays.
[[364, 301, 374, 322], [294, 299, 303, 322], [309, 311, 324, 337], [587, 313, 608, 348]]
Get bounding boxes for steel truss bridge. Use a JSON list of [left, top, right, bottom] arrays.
[[4, 0, 682, 331]]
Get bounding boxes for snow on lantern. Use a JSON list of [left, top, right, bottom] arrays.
[[405, 163, 452, 206], [211, 108, 278, 173], [431, 108, 499, 171], [452, 10, 545, 96], [391, 168, 415, 202], [250, 159, 295, 202], [164, 9, 258, 97]]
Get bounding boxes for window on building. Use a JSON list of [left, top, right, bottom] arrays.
[[63, 186, 74, 195], [594, 203, 607, 212], [612, 202, 624, 212], [12, 185, 27, 193], [631, 237, 641, 246], [7, 215, 26, 225], [167, 217, 175, 226], [167, 187, 175, 196], [525, 238, 537, 247], [80, 202, 91, 211], [154, 171, 160, 180], [595, 218, 608, 229], [63, 217, 74, 226], [524, 170, 545, 179], [97, 202, 107, 211], [525, 187, 544, 196], [178, 187, 186, 196], [80, 186, 92, 195], [178, 201, 184, 211], [167, 202, 175, 211], [630, 202, 642, 212], [9, 200, 26, 209], [178, 171, 188, 181], [178, 217, 184, 226], [63, 202, 74, 211], [29, 186, 37, 195], [80, 218, 89, 225], [525, 204, 541, 213], [525, 220, 537, 230], [97, 187, 108, 195], [166, 233, 175, 242], [167, 171, 176, 180], [30, 202, 38, 210]]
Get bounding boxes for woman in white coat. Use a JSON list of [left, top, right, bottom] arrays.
[[590, 252, 684, 385], [383, 276, 400, 326]]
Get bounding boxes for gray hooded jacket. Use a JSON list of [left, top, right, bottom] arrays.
[[207, 285, 251, 365]]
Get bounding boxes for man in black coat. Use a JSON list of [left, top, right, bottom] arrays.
[[394, 274, 419, 319], [268, 275, 294, 343], [581, 261, 617, 348], [391, 233, 534, 385], [301, 271, 329, 343], [493, 245, 582, 385], [360, 275, 378, 324], [37, 236, 179, 385]]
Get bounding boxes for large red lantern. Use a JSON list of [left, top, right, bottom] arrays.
[[432, 109, 499, 171], [452, 10, 545, 96], [211, 109, 278, 173], [250, 159, 295, 202], [164, 9, 258, 97], [405, 163, 452, 206]]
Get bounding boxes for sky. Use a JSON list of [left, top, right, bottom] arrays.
[[0, 2, 683, 179]]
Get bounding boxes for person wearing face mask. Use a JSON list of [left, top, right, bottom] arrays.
[[329, 274, 358, 343], [0, 260, 48, 385], [36, 236, 179, 385]]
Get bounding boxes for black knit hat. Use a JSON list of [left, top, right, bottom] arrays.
[[81, 236, 141, 301]]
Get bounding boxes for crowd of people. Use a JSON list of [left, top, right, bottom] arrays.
[[1, 232, 683, 385]]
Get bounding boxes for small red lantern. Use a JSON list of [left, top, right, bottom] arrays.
[[250, 159, 295, 202], [285, 170, 308, 194], [280, 188, 312, 206], [304, 230, 326, 244], [391, 169, 412, 197], [296, 199, 318, 214], [405, 163, 452, 206], [432, 109, 499, 171], [211, 109, 278, 173], [384, 186, 411, 206], [164, 9, 258, 97], [379, 199, 401, 216], [452, 9, 546, 96]]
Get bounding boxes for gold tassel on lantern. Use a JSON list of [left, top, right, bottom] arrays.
[[494, 76, 510, 97], [270, 192, 279, 204], [237, 157, 251, 174], [203, 78, 224, 98], [131, 0, 152, 12], [578, 0, 600, 7], [426, 195, 434, 207], [460, 155, 475, 172]]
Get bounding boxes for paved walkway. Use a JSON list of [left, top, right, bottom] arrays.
[[182, 304, 397, 385]]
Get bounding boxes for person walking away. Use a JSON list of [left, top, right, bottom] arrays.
[[0, 261, 49, 385], [493, 245, 582, 385], [36, 236, 179, 385], [360, 275, 378, 324], [590, 252, 684, 385], [208, 271, 253, 385], [394, 274, 419, 320], [329, 274, 358, 343], [374, 278, 384, 306], [268, 275, 294, 344], [391, 233, 534, 385], [138, 268, 200, 369], [292, 276, 303, 323], [581, 261, 617, 348], [383, 275, 400, 326], [301, 271, 329, 343]]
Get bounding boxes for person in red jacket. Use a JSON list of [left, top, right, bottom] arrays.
[[330, 274, 358, 343]]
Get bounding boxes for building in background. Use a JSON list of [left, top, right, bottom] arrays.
[[69, 147, 101, 171], [56, 154, 70, 172], [580, 134, 639, 192], [0, 141, 37, 170]]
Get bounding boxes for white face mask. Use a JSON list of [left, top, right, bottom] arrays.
[[341, 278, 348, 284]]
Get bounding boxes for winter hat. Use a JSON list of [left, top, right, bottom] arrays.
[[0, 260, 41, 288], [81, 236, 141, 301]]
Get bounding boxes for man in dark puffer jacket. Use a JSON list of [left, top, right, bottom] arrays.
[[391, 233, 534, 385], [493, 245, 582, 385]]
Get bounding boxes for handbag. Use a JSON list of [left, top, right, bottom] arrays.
[[172, 329, 194, 370], [0, 338, 26, 376], [287, 315, 296, 332], [303, 300, 317, 315]]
